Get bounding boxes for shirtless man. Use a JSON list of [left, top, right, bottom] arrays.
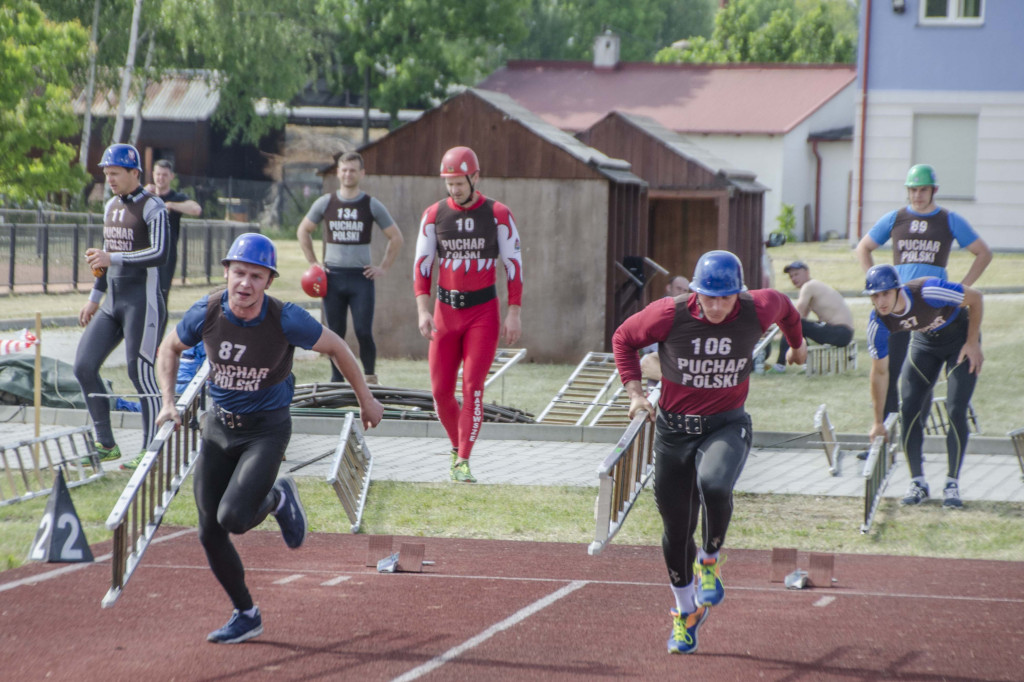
[[769, 261, 853, 373]]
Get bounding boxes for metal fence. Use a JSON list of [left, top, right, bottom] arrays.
[[0, 210, 257, 294]]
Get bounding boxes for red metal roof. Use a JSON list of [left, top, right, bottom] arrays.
[[477, 61, 856, 135]]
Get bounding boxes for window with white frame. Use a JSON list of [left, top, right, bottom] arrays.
[[912, 114, 978, 199], [921, 0, 984, 24]]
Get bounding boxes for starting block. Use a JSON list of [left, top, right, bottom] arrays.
[[366, 536, 428, 573], [770, 547, 835, 588], [365, 535, 394, 567], [770, 547, 797, 582], [813, 404, 843, 476]]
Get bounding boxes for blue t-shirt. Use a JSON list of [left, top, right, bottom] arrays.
[[867, 278, 965, 360], [177, 292, 323, 412], [868, 206, 980, 281]]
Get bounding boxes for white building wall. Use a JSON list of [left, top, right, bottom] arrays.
[[816, 141, 852, 240], [850, 89, 1024, 251], [692, 134, 783, 238], [690, 83, 855, 241]]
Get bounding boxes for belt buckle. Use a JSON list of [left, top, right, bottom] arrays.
[[684, 415, 703, 435], [450, 289, 464, 309]]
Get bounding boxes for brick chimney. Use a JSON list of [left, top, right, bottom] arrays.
[[593, 30, 620, 69]]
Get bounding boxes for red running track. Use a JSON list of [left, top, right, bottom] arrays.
[[1, 528, 1022, 681]]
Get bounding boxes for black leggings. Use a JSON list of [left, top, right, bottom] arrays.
[[193, 409, 291, 611], [776, 320, 853, 365], [652, 411, 752, 587], [899, 314, 976, 480], [324, 267, 376, 380]]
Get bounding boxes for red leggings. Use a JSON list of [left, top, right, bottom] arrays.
[[429, 298, 500, 459]]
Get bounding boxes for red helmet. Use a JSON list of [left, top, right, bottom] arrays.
[[439, 146, 480, 177], [301, 264, 327, 298]]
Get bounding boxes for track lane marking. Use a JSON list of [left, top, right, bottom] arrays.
[[391, 579, 588, 682], [0, 528, 195, 593], [321, 576, 351, 586], [272, 574, 305, 585]]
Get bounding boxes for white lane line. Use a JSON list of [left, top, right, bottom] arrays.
[[321, 576, 351, 586], [813, 596, 836, 607], [391, 580, 588, 682], [0, 528, 195, 593], [272, 574, 305, 585]]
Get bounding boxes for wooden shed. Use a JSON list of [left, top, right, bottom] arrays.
[[578, 112, 768, 296], [331, 88, 649, 362]]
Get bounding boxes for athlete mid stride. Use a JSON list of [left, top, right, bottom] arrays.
[[414, 146, 523, 483], [613, 250, 805, 655], [155, 233, 384, 643]]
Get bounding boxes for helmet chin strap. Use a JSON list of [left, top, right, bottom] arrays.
[[453, 174, 476, 207]]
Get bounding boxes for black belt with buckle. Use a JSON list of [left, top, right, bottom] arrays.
[[659, 408, 746, 435], [437, 285, 497, 310], [211, 404, 288, 430]]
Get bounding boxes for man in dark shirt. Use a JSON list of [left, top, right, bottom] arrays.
[[146, 159, 202, 303]]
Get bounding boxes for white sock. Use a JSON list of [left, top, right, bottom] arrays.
[[241, 606, 258, 618], [671, 584, 697, 614], [911, 476, 927, 487], [946, 477, 958, 487], [697, 549, 719, 564]]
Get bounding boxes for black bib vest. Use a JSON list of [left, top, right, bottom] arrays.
[[891, 207, 953, 268], [202, 294, 294, 393], [434, 198, 500, 261], [323, 193, 374, 245], [659, 294, 762, 389]]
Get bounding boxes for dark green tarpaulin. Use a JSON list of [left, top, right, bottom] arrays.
[[0, 353, 92, 409]]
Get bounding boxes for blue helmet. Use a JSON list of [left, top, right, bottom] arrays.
[[222, 233, 279, 277], [98, 143, 142, 171], [691, 250, 747, 296], [863, 264, 901, 295]]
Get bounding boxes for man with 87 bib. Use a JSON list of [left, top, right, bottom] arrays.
[[155, 233, 384, 643]]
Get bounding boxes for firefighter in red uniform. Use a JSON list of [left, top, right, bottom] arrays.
[[414, 147, 523, 483]]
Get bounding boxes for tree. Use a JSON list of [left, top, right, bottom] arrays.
[[0, 0, 90, 203], [159, 0, 320, 145], [655, 0, 856, 65], [318, 0, 531, 122], [510, 0, 717, 62]]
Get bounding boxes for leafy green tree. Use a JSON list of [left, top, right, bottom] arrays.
[[317, 0, 530, 121], [0, 0, 90, 203], [158, 0, 320, 145], [511, 0, 717, 62], [655, 0, 856, 65]]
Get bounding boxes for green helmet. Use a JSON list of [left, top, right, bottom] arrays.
[[905, 164, 938, 187]]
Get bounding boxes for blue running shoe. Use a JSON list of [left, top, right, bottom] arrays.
[[667, 605, 708, 654], [207, 608, 262, 644], [273, 476, 307, 549], [694, 554, 726, 607]]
